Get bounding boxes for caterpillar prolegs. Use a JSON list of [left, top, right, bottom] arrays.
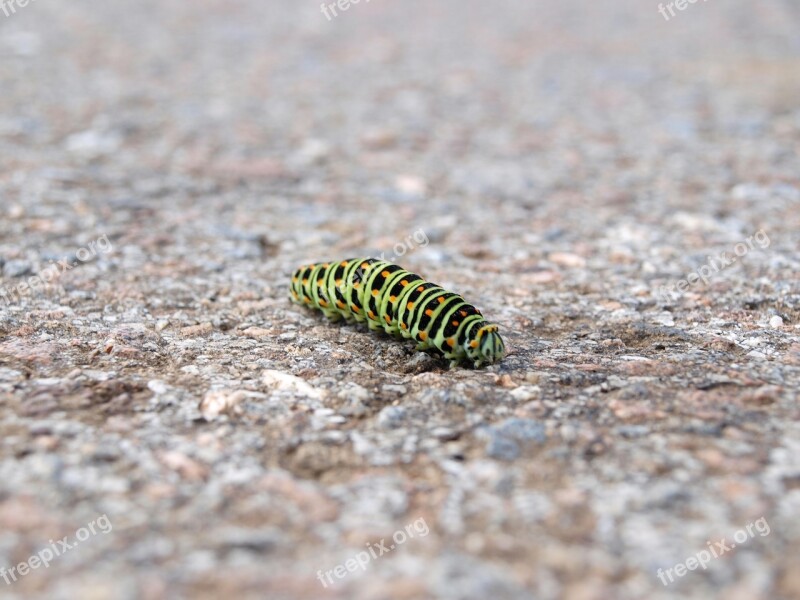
[[290, 258, 505, 368]]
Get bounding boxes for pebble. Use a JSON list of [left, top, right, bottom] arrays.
[[199, 389, 246, 420], [261, 370, 322, 398], [382, 384, 408, 395], [377, 406, 408, 429], [509, 386, 541, 402], [2, 260, 33, 278], [480, 418, 547, 461]]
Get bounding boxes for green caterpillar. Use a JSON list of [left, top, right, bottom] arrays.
[[290, 258, 505, 368]]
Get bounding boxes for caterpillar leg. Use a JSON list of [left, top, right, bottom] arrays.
[[383, 324, 402, 338], [321, 309, 343, 322]]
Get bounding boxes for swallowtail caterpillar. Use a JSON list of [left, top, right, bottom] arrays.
[[290, 258, 505, 368]]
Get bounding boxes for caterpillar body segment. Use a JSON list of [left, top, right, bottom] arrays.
[[290, 258, 505, 368]]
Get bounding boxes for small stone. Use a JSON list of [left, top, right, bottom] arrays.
[[382, 384, 407, 395], [65, 129, 122, 156], [524, 371, 542, 384], [496, 374, 516, 388], [431, 427, 459, 441], [486, 436, 520, 460], [495, 418, 547, 442], [289, 138, 330, 167], [3, 260, 33, 278], [548, 252, 586, 268], [377, 406, 407, 429], [361, 128, 398, 150], [241, 327, 271, 338], [394, 175, 427, 199], [200, 389, 247, 420], [147, 380, 169, 395], [770, 316, 784, 329], [480, 418, 547, 461], [337, 383, 372, 403], [217, 528, 279, 552], [262, 370, 322, 398], [181, 322, 213, 336], [509, 386, 541, 402], [159, 451, 208, 481]]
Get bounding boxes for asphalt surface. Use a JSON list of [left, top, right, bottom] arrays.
[[0, 1, 799, 599]]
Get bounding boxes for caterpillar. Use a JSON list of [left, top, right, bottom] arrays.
[[290, 258, 505, 368]]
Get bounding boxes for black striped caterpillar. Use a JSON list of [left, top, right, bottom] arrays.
[[290, 258, 505, 368]]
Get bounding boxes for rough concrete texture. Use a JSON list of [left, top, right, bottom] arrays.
[[1, 0, 799, 598]]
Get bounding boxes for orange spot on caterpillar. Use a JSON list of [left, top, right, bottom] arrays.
[[336, 301, 346, 309], [425, 309, 433, 317], [419, 331, 428, 341], [372, 289, 379, 297], [302, 279, 308, 285], [368, 310, 375, 319], [447, 338, 455, 348], [417, 285, 425, 293], [361, 262, 370, 269], [452, 320, 459, 327], [341, 261, 349, 266], [385, 315, 391, 324], [407, 302, 414, 310], [317, 279, 323, 286], [292, 277, 298, 283], [382, 270, 390, 278], [351, 305, 360, 313], [401, 280, 408, 287], [437, 297, 445, 304], [460, 310, 467, 317], [353, 282, 360, 289], [470, 340, 478, 348], [336, 279, 343, 286], [319, 299, 328, 307], [400, 322, 407, 330], [390, 295, 397, 302], [304, 297, 312, 304]]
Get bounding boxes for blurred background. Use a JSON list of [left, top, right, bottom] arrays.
[[0, 1, 799, 599]]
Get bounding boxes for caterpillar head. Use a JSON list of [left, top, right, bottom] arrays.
[[464, 323, 505, 368]]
